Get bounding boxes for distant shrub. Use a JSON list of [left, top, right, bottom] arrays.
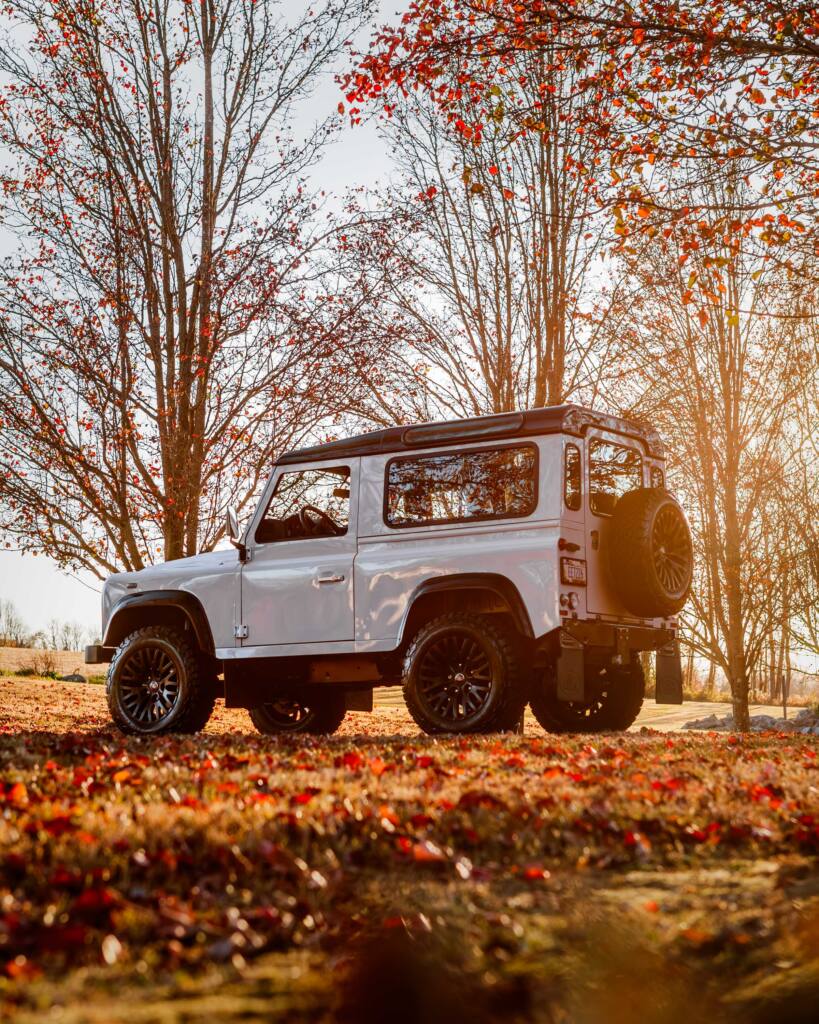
[[17, 651, 60, 679]]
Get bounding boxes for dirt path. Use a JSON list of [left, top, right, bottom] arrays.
[[0, 676, 795, 737]]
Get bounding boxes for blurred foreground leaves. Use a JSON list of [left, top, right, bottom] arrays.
[[0, 682, 817, 1021]]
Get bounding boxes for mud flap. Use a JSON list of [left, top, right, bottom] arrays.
[[556, 633, 585, 701], [655, 643, 683, 704]]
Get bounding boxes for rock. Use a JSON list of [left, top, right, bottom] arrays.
[[683, 709, 819, 733], [683, 713, 732, 731], [60, 673, 87, 683]]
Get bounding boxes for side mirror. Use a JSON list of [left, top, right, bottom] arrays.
[[227, 507, 240, 543], [227, 508, 247, 561]]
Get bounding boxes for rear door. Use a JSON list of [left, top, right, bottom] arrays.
[[584, 431, 646, 616]]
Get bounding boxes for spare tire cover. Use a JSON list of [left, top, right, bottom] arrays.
[[606, 488, 693, 617]]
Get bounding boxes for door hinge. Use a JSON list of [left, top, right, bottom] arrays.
[[234, 624, 248, 640]]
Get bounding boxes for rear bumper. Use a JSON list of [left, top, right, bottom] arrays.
[[85, 645, 114, 665], [554, 621, 683, 705], [559, 620, 674, 652]]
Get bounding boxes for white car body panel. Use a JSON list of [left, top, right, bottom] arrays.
[[354, 436, 563, 643], [101, 549, 240, 650]]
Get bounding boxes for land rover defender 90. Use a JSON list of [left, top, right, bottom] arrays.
[[86, 405, 692, 736]]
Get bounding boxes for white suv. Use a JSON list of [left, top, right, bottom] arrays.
[[86, 405, 692, 737]]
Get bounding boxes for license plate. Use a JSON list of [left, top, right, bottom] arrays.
[[561, 558, 587, 585]]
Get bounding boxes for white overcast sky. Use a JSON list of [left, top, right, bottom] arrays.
[[0, 2, 398, 634]]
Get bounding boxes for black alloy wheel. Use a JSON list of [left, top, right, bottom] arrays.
[[402, 613, 526, 734], [117, 646, 181, 727], [417, 631, 492, 724], [651, 504, 692, 595], [107, 626, 216, 736]]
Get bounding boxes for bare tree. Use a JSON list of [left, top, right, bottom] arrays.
[[0, 0, 376, 576], [0, 599, 29, 647], [343, 47, 625, 423], [613, 175, 808, 730]]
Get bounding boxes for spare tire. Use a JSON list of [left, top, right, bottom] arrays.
[[606, 488, 692, 617]]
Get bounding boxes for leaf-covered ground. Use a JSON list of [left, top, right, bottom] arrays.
[[1, 678, 817, 1022]]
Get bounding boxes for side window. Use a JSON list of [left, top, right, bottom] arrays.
[[589, 439, 642, 516], [256, 466, 350, 543], [564, 444, 582, 511], [385, 445, 537, 528]]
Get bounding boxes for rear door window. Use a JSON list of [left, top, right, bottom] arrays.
[[589, 439, 642, 516], [385, 444, 537, 528], [564, 444, 582, 511]]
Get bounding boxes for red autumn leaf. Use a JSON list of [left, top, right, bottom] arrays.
[[633, 27, 646, 45], [488, 164, 499, 175], [522, 865, 549, 880], [291, 787, 321, 805]]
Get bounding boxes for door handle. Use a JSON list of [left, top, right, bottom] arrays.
[[316, 574, 345, 584]]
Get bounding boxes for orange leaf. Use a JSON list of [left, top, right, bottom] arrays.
[[7, 782, 28, 807], [411, 839, 446, 863]]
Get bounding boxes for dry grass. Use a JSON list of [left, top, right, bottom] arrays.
[[0, 677, 817, 1023]]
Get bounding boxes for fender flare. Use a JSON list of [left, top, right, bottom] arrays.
[[397, 573, 534, 645], [103, 590, 215, 655]]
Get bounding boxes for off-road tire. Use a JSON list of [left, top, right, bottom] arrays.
[[606, 487, 693, 617], [402, 613, 527, 735], [107, 626, 215, 736], [249, 693, 346, 735], [529, 659, 644, 734], [174, 655, 219, 733]]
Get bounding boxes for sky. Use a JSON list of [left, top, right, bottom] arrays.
[[0, 2, 399, 636]]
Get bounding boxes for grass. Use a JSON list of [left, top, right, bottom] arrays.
[[0, 677, 817, 1022]]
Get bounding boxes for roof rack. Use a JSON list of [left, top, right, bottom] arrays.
[[276, 404, 662, 466]]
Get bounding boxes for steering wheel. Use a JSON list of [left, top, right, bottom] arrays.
[[298, 504, 341, 537]]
